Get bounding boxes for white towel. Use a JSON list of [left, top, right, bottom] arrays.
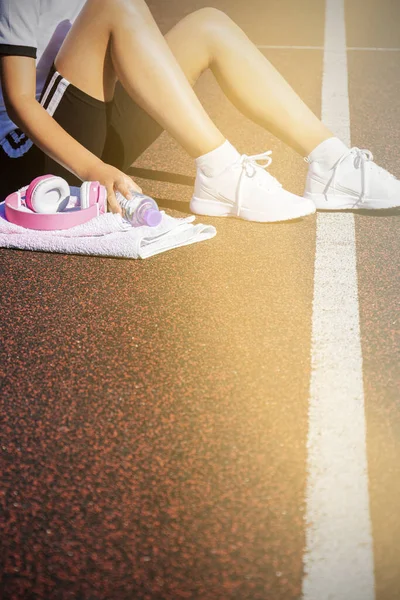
[[0, 202, 216, 259]]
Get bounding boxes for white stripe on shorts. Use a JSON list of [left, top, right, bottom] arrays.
[[1, 71, 70, 159]]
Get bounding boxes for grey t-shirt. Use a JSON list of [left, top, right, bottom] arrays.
[[0, 0, 86, 141]]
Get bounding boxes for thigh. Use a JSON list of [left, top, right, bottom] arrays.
[[54, 0, 117, 103]]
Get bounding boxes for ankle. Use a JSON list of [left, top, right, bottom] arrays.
[[195, 139, 240, 177], [306, 137, 349, 170]]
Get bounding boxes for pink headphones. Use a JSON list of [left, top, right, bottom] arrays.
[[5, 174, 107, 230]]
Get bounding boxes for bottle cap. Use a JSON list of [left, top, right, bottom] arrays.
[[144, 209, 162, 227]]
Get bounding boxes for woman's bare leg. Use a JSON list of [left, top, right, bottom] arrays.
[[55, 0, 225, 158], [56, 1, 332, 159], [55, 1, 319, 221], [164, 8, 333, 157]]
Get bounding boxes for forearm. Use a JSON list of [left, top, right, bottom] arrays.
[[9, 95, 103, 181], [0, 55, 140, 213]]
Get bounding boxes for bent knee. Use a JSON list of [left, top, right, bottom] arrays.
[[189, 7, 236, 33], [86, 0, 149, 23]]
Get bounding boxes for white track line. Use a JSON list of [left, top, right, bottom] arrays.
[[257, 45, 400, 51], [302, 1, 376, 599], [257, 45, 325, 50], [348, 46, 400, 51]]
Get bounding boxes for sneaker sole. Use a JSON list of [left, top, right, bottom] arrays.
[[190, 196, 316, 223], [304, 191, 400, 210]]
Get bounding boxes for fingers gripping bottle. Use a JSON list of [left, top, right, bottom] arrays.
[[115, 191, 163, 227]]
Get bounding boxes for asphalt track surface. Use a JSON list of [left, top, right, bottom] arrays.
[[0, 1, 399, 599]]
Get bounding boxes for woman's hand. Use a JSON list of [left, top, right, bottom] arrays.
[[85, 161, 142, 214]]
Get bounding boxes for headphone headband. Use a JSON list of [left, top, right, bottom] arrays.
[[5, 179, 107, 230]]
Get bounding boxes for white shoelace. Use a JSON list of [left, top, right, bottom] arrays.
[[235, 151, 282, 216], [330, 147, 396, 203]]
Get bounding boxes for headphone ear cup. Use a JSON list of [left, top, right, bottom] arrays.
[[80, 181, 90, 210], [25, 175, 53, 211], [25, 175, 70, 214], [80, 181, 101, 210]]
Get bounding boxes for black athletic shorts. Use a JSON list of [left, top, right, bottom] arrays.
[[0, 65, 163, 201]]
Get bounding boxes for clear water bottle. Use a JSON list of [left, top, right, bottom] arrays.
[[115, 191, 162, 227]]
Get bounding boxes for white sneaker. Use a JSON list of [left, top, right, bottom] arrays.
[[304, 146, 400, 210], [190, 151, 316, 223]]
